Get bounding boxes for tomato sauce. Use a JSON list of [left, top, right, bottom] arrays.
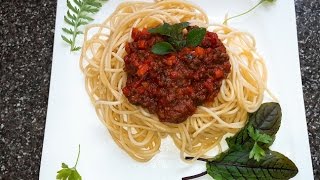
[[122, 27, 231, 123]]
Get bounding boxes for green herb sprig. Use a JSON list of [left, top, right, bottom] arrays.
[[62, 0, 108, 51], [224, 0, 275, 24], [182, 103, 299, 180], [148, 22, 206, 55], [56, 145, 82, 180], [247, 125, 273, 161]]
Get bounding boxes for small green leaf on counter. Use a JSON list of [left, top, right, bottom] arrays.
[[56, 145, 82, 180], [151, 42, 175, 55]]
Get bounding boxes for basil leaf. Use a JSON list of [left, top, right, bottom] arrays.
[[207, 149, 298, 180], [186, 27, 206, 47], [226, 102, 281, 149], [151, 42, 175, 55], [148, 23, 172, 36], [169, 38, 186, 50], [149, 22, 189, 50], [148, 22, 189, 37]]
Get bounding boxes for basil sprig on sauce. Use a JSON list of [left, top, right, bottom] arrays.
[[148, 22, 206, 55], [183, 103, 299, 180]]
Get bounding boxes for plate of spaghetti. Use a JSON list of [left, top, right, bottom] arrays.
[[40, 0, 314, 180]]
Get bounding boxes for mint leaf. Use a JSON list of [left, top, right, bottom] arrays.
[[148, 22, 189, 38], [151, 42, 175, 55], [148, 23, 172, 36], [149, 22, 189, 50], [186, 28, 206, 47]]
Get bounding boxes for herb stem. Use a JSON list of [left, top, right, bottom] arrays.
[[185, 156, 208, 162], [182, 171, 207, 180], [224, 0, 266, 24], [74, 144, 81, 168], [71, 1, 84, 51]]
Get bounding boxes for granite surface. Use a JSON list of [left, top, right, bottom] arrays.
[[0, 0, 319, 179]]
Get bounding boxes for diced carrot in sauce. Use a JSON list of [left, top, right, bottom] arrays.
[[137, 64, 149, 76], [165, 55, 177, 66], [131, 28, 139, 41], [195, 47, 205, 57], [214, 69, 224, 79], [138, 40, 147, 49], [123, 28, 230, 124]]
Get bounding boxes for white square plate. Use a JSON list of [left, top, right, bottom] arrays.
[[39, 0, 314, 179]]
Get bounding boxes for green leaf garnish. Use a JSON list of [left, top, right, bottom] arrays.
[[182, 103, 299, 180], [186, 28, 206, 47], [56, 145, 82, 180], [247, 125, 273, 161], [206, 149, 298, 180], [149, 22, 206, 54], [224, 0, 276, 24], [148, 22, 189, 38], [62, 0, 108, 51], [151, 42, 175, 55], [248, 125, 273, 144], [249, 142, 266, 161], [226, 102, 281, 150]]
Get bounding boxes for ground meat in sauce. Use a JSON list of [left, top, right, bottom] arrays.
[[122, 27, 231, 124]]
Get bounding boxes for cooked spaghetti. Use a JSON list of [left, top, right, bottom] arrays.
[[80, 0, 272, 162]]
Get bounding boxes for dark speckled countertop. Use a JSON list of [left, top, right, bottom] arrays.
[[0, 0, 319, 179]]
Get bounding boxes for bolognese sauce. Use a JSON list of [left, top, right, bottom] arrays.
[[122, 27, 231, 123]]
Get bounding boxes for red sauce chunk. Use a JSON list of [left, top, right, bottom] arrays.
[[122, 27, 231, 123]]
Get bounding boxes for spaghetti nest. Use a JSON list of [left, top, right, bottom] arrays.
[[80, 0, 269, 162]]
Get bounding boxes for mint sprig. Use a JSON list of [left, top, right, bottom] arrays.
[[62, 0, 108, 51], [149, 22, 206, 55]]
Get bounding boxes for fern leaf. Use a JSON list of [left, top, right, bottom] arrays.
[[78, 20, 89, 26], [79, 14, 94, 21], [72, 46, 82, 51], [61, 35, 72, 45], [62, 0, 109, 51], [64, 16, 75, 26], [67, 10, 77, 21], [62, 28, 74, 34], [74, 0, 82, 7], [86, 1, 102, 8], [67, 0, 79, 14]]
